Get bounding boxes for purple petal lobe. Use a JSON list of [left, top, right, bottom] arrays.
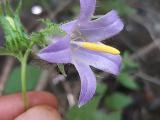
[[73, 61, 96, 107], [38, 48, 71, 63], [72, 47, 121, 75], [61, 20, 76, 34], [99, 53, 122, 67], [41, 36, 70, 53], [38, 36, 72, 63], [92, 42, 122, 66], [81, 10, 120, 28], [78, 0, 96, 22], [79, 12, 124, 42]]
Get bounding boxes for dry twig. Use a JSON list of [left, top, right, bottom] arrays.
[[135, 71, 160, 86]]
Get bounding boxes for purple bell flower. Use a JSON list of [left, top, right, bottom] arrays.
[[38, 0, 124, 107]]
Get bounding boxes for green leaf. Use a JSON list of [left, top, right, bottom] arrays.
[[4, 65, 41, 94], [105, 111, 122, 120], [67, 83, 107, 120], [122, 51, 139, 70], [96, 83, 107, 95], [57, 64, 67, 77], [105, 92, 133, 110], [67, 97, 100, 120], [93, 111, 108, 120], [93, 111, 122, 120], [118, 73, 139, 90], [0, 47, 15, 56]]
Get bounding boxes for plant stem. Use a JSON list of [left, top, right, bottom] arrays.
[[20, 51, 29, 110]]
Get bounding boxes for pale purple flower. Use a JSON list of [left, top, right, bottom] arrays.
[[38, 0, 124, 107]]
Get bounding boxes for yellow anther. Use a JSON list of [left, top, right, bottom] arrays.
[[80, 42, 120, 55]]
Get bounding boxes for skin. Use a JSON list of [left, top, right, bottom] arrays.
[[0, 91, 62, 120]]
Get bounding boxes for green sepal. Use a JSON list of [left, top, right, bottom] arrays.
[[31, 19, 66, 46], [40, 19, 66, 37]]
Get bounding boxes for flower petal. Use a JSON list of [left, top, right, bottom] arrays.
[[72, 47, 121, 75], [73, 60, 96, 107], [93, 42, 122, 66], [79, 16, 124, 42], [99, 53, 122, 67], [61, 0, 96, 33], [61, 20, 76, 34], [81, 10, 120, 28], [78, 0, 96, 22], [38, 36, 72, 63]]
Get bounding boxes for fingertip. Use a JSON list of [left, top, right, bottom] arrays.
[[0, 91, 58, 120], [28, 91, 58, 109], [15, 105, 61, 120]]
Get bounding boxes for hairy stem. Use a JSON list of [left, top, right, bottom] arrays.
[[20, 51, 30, 110]]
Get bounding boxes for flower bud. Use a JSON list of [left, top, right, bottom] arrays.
[[0, 15, 29, 54], [5, 16, 16, 30]]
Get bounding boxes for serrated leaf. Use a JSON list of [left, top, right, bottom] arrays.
[[31, 20, 65, 46], [0, 47, 14, 56], [118, 73, 139, 90], [57, 64, 67, 77], [40, 19, 66, 36], [0, 14, 29, 53], [105, 92, 133, 110], [4, 65, 41, 94]]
